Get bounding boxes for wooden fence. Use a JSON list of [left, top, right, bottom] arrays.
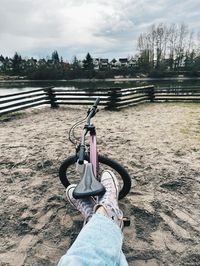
[[0, 85, 152, 115], [0, 85, 199, 116], [154, 86, 200, 102]]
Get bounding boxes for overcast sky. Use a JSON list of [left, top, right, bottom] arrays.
[[0, 0, 199, 61]]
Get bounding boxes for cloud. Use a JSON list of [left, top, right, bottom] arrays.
[[0, 0, 199, 59]]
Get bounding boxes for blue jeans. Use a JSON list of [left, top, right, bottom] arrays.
[[58, 213, 128, 266]]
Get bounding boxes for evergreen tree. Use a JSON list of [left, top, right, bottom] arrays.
[[72, 56, 80, 69], [12, 52, 22, 74], [51, 50, 60, 63], [0, 55, 4, 61], [83, 53, 94, 70]]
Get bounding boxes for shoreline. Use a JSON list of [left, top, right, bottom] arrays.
[[0, 76, 200, 83]]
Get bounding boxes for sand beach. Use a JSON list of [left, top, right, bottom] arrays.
[[0, 102, 200, 265]]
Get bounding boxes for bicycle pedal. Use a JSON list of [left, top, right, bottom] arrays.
[[123, 217, 130, 227]]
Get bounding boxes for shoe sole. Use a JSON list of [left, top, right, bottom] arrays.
[[101, 170, 119, 198], [66, 184, 77, 208]]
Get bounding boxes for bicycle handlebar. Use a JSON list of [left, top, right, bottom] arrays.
[[86, 97, 100, 123], [93, 97, 100, 108], [69, 97, 100, 147]]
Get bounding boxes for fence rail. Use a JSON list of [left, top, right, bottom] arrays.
[[0, 88, 51, 115], [0, 85, 199, 115], [154, 86, 200, 102]]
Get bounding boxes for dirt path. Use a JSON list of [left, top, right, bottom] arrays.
[[0, 103, 200, 265]]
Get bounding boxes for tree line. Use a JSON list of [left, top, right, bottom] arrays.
[[0, 23, 199, 80], [137, 23, 200, 76]]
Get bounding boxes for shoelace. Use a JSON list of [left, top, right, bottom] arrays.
[[102, 180, 118, 199], [77, 200, 92, 213]]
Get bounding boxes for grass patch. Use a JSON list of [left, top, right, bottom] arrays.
[[180, 127, 189, 135], [159, 102, 200, 108], [197, 120, 200, 142], [0, 112, 25, 122]]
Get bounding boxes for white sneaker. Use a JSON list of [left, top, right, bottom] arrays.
[[66, 184, 96, 225], [94, 170, 123, 229]]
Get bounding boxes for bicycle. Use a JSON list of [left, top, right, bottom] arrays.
[[59, 97, 131, 200]]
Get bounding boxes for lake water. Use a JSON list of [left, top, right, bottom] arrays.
[[0, 78, 200, 95]]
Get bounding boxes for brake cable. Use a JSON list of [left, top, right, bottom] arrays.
[[69, 115, 88, 145], [69, 104, 98, 145]]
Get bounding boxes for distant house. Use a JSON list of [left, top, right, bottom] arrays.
[[47, 59, 54, 65], [93, 58, 109, 70], [38, 59, 46, 66], [82, 57, 139, 71], [19, 60, 26, 70], [128, 58, 137, 67], [119, 58, 128, 67], [93, 58, 100, 70], [110, 58, 118, 69], [99, 59, 109, 69], [26, 58, 37, 67], [4, 59, 13, 71], [78, 60, 84, 69]]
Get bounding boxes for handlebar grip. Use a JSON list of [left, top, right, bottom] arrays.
[[93, 97, 100, 108], [87, 97, 100, 120], [78, 145, 85, 165]]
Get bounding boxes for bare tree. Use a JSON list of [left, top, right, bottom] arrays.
[[175, 23, 188, 68], [137, 22, 198, 72], [167, 24, 178, 69]]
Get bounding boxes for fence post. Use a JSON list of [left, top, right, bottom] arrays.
[[147, 86, 155, 102], [45, 87, 59, 108], [107, 87, 121, 109]]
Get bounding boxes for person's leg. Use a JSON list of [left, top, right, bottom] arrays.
[[58, 171, 128, 266], [58, 213, 127, 266]]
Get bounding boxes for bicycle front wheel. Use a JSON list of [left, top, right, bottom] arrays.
[[59, 154, 131, 199]]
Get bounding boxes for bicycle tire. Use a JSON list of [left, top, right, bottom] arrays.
[[59, 154, 131, 199]]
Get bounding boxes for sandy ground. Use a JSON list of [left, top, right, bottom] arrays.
[[0, 103, 200, 266]]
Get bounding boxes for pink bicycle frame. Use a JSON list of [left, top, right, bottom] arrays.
[[90, 134, 98, 177]]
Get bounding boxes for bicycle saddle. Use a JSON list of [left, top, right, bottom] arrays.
[[73, 163, 106, 199]]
